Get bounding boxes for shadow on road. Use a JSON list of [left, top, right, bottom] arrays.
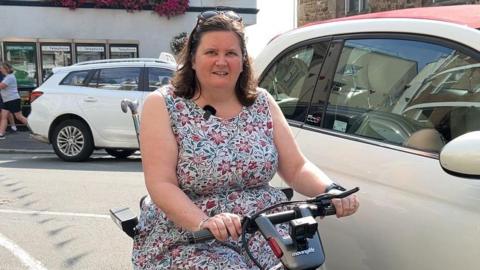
[[0, 155, 143, 172]]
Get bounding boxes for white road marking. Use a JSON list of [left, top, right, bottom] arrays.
[[0, 209, 109, 219], [0, 232, 48, 270]]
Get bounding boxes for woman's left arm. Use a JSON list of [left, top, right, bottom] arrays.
[[267, 93, 359, 217]]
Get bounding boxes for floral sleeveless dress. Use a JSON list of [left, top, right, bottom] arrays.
[[132, 85, 287, 269]]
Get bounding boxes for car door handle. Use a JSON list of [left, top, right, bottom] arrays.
[[84, 97, 97, 103]]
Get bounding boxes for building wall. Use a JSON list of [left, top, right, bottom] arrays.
[[298, 0, 479, 25], [0, 0, 257, 58], [0, 0, 257, 110]]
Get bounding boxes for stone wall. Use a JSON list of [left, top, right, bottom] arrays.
[[298, 0, 480, 25]]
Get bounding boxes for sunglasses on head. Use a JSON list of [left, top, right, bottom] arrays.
[[197, 10, 242, 23]]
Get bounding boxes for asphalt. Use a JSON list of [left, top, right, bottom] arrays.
[[0, 127, 53, 154]]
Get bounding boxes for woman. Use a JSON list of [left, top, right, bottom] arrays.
[[133, 11, 359, 269], [0, 62, 27, 139]]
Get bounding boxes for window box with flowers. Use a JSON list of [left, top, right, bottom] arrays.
[[52, 0, 189, 18]]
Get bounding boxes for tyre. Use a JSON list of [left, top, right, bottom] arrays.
[[105, 148, 136, 159], [52, 119, 94, 162]]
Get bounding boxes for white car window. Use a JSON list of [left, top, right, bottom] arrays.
[[147, 67, 174, 91], [60, 70, 90, 86], [90, 67, 141, 91], [322, 38, 480, 152]]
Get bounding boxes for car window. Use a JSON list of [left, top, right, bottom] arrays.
[[320, 38, 480, 153], [259, 41, 330, 122], [147, 67, 174, 91], [89, 67, 142, 91], [60, 70, 90, 86]]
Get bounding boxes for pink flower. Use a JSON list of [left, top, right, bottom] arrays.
[[245, 124, 255, 133], [180, 115, 189, 125], [192, 155, 204, 164], [265, 161, 272, 170], [192, 134, 201, 142], [227, 192, 239, 201], [236, 140, 251, 153], [257, 106, 266, 114], [175, 102, 185, 111], [267, 121, 273, 129], [217, 160, 231, 175], [256, 201, 265, 209], [211, 132, 225, 145], [206, 200, 216, 209], [171, 248, 181, 258]]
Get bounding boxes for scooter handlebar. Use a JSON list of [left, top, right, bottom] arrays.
[[187, 188, 358, 244]]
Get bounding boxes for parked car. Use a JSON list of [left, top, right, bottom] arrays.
[[254, 5, 480, 270], [28, 57, 176, 161]]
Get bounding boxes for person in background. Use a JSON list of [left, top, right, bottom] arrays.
[[132, 10, 359, 269], [0, 62, 27, 139], [0, 72, 17, 133]]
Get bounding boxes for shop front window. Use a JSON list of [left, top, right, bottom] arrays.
[[76, 44, 105, 63], [109, 45, 138, 59], [41, 44, 72, 82], [3, 42, 38, 89]]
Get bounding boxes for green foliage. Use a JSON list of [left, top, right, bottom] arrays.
[[170, 32, 188, 55]]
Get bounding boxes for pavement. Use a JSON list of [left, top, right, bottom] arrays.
[[0, 128, 128, 157], [0, 127, 53, 154]]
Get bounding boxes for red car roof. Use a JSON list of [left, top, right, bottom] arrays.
[[305, 5, 480, 29]]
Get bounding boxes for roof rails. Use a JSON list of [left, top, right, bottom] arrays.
[[73, 57, 175, 66]]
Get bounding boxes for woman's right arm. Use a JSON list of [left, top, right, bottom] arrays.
[[140, 91, 208, 231]]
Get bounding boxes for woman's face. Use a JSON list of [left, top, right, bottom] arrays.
[[192, 31, 243, 92]]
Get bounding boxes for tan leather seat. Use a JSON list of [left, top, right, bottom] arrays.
[[403, 128, 445, 153], [449, 107, 480, 139]]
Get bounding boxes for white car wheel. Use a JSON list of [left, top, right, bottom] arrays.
[[52, 119, 94, 162]]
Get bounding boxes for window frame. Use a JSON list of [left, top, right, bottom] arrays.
[[257, 36, 333, 128], [345, 0, 368, 15], [86, 66, 144, 92], [145, 66, 174, 92], [59, 69, 95, 86], [108, 44, 139, 59], [40, 43, 72, 83], [75, 43, 106, 63]]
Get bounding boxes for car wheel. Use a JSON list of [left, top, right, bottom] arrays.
[[52, 119, 94, 162], [105, 148, 136, 159]]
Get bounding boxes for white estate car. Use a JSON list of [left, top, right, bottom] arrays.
[[255, 5, 480, 270], [28, 58, 176, 161]]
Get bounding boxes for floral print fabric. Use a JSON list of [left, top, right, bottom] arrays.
[[132, 85, 287, 269]]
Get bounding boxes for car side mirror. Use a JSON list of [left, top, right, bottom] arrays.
[[439, 131, 480, 178]]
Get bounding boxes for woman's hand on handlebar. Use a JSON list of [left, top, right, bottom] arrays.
[[330, 191, 359, 218], [198, 213, 242, 241]]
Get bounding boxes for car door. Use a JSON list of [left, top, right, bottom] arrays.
[[286, 35, 480, 270], [79, 65, 145, 147], [259, 34, 480, 269]]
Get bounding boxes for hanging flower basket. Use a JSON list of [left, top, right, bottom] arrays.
[[53, 0, 189, 18], [152, 0, 189, 18]]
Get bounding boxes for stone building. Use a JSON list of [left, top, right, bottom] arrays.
[[297, 0, 480, 26]]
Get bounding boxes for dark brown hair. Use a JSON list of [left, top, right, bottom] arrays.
[[172, 14, 257, 106], [1, 62, 14, 74]]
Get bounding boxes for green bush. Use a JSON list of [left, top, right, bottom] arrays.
[[170, 32, 188, 56]]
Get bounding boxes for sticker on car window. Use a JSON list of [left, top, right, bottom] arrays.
[[333, 120, 347, 132]]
